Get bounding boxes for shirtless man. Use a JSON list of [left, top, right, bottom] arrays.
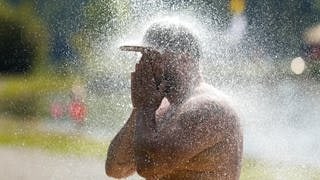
[[105, 22, 243, 180]]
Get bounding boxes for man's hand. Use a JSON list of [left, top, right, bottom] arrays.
[[131, 52, 164, 110]]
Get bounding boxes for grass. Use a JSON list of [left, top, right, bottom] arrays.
[[0, 117, 320, 179], [241, 158, 320, 180], [0, 118, 107, 157]]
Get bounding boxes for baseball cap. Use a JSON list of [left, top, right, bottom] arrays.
[[120, 21, 201, 60]]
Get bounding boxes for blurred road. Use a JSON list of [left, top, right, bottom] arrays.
[[0, 147, 107, 180], [0, 147, 142, 180]]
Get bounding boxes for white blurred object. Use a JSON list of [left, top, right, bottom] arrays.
[[291, 57, 306, 75], [304, 24, 320, 45], [226, 14, 247, 45]]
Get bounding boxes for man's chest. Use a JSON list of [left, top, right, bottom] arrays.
[[155, 98, 181, 130]]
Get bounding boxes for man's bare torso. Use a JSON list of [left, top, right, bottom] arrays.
[[154, 83, 243, 180]]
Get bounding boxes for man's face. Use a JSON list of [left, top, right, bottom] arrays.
[[138, 51, 171, 95], [141, 50, 192, 96]]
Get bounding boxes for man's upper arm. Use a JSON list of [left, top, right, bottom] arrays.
[[136, 100, 233, 177], [106, 110, 137, 178], [166, 100, 228, 157]]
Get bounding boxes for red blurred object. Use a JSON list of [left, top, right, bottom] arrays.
[[51, 102, 64, 120], [68, 100, 87, 123], [308, 45, 320, 60]]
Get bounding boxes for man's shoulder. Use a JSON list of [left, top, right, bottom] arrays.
[[184, 83, 232, 110], [178, 83, 239, 126]]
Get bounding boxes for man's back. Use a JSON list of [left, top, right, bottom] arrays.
[[154, 83, 243, 180]]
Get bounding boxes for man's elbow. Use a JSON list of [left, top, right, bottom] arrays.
[[136, 166, 155, 179], [105, 161, 135, 178], [105, 163, 122, 178], [136, 161, 167, 179]]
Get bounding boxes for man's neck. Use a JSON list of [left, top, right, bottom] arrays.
[[166, 73, 203, 105]]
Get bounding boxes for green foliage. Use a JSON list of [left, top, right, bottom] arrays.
[[84, 0, 130, 39], [71, 0, 132, 77], [0, 1, 49, 75], [0, 75, 74, 116], [0, 2, 81, 117], [240, 158, 274, 180], [0, 132, 107, 157], [0, 119, 107, 157], [0, 2, 51, 117]]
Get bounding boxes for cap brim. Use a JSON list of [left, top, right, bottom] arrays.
[[120, 45, 155, 53]]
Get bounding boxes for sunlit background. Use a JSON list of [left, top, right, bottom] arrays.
[[1, 0, 320, 179]]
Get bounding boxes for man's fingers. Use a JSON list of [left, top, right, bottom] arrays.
[[131, 72, 136, 88], [134, 61, 144, 91], [137, 52, 162, 91], [139, 55, 150, 83], [144, 60, 154, 83], [131, 51, 164, 108]]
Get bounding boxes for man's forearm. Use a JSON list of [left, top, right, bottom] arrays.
[[105, 109, 137, 177], [136, 107, 157, 133], [134, 107, 160, 155], [134, 107, 171, 178]]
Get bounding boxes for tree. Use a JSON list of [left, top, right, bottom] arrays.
[[246, 0, 320, 60], [83, 0, 130, 41]]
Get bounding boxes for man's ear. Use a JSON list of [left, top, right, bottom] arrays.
[[148, 49, 162, 61], [182, 52, 194, 61]]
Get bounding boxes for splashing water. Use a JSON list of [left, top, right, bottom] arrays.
[[83, 0, 320, 179], [3, 1, 320, 180]]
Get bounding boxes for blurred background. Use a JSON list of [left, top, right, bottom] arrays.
[[0, 0, 320, 179]]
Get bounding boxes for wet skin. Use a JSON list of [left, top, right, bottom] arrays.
[[105, 51, 243, 180]]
